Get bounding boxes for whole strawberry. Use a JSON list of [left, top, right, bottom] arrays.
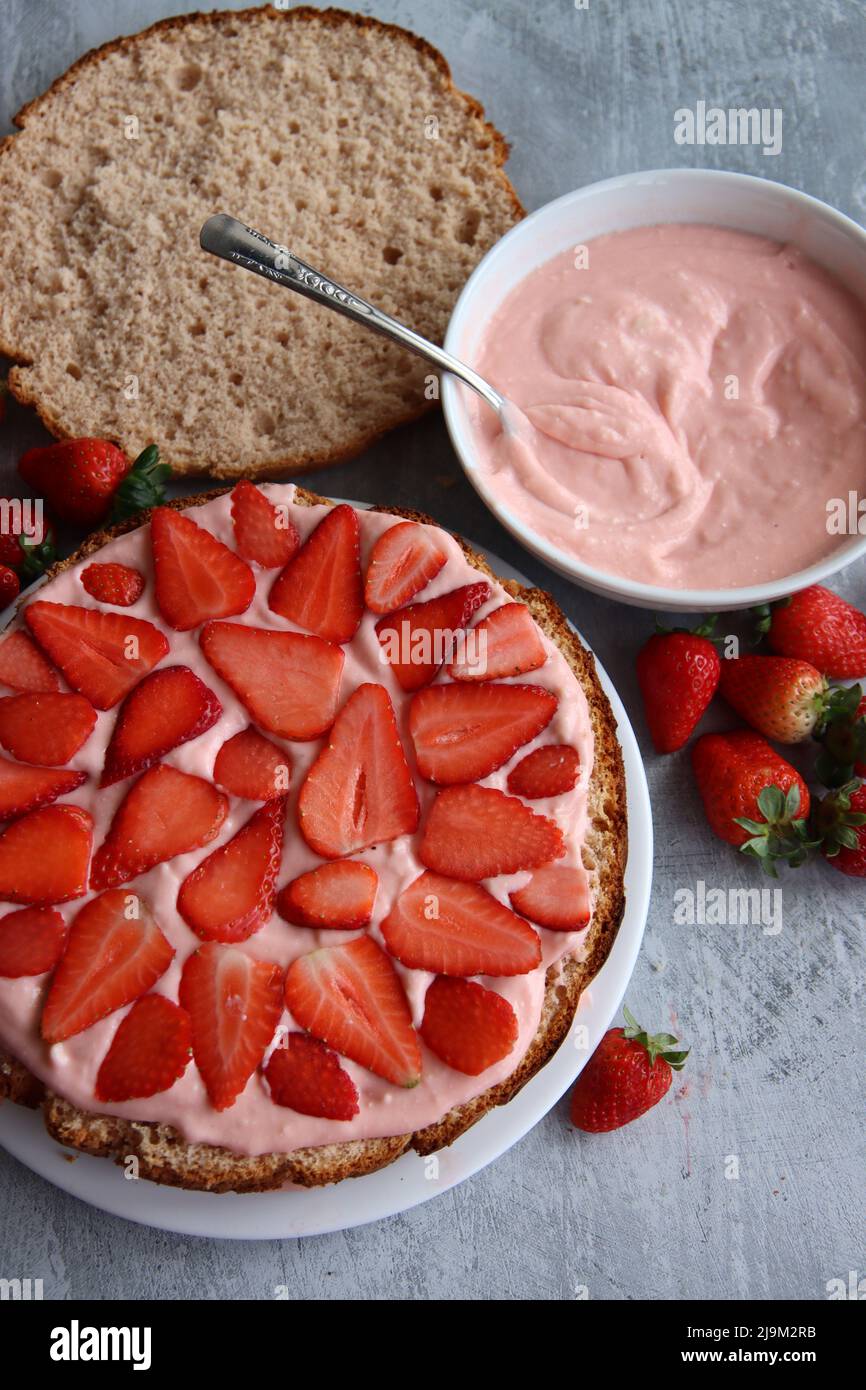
[[636, 618, 720, 753], [691, 730, 816, 872], [0, 563, 20, 607], [760, 586, 866, 679], [570, 1007, 688, 1132], [18, 440, 169, 527], [0, 497, 56, 576], [814, 780, 866, 877], [719, 653, 827, 743]]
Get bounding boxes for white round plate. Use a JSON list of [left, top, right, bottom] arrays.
[[0, 536, 652, 1239]]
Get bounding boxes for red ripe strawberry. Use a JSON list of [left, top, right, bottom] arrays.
[[0, 691, 96, 766], [409, 683, 557, 785], [277, 860, 378, 930], [719, 653, 827, 743], [178, 798, 286, 943], [507, 744, 580, 799], [264, 1033, 359, 1121], [41, 889, 174, 1043], [285, 934, 421, 1087], [420, 785, 564, 881], [230, 480, 299, 568], [381, 870, 540, 976], [0, 565, 19, 606], [0, 631, 60, 693], [570, 1007, 688, 1132], [100, 665, 222, 787], [298, 683, 419, 858], [213, 726, 291, 801], [447, 602, 547, 682], [0, 906, 68, 978], [364, 521, 448, 614], [18, 441, 168, 527], [0, 757, 86, 820], [691, 731, 814, 871], [200, 621, 344, 740], [151, 506, 256, 631], [95, 994, 192, 1103], [80, 562, 145, 607], [764, 585, 866, 678], [815, 781, 866, 877], [0, 497, 56, 575], [179, 943, 284, 1110], [420, 976, 518, 1076], [509, 865, 591, 931], [636, 624, 720, 754], [25, 601, 169, 709], [268, 504, 363, 644], [0, 804, 92, 904], [375, 582, 491, 691], [90, 764, 228, 891]]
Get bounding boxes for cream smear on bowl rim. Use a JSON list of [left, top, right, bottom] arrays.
[[466, 222, 866, 591]]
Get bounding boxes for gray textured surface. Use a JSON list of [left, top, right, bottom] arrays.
[[0, 0, 863, 1301]]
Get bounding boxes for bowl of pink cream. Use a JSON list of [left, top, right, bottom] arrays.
[[442, 168, 866, 610]]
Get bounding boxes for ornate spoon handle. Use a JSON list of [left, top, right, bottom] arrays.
[[200, 213, 504, 416]]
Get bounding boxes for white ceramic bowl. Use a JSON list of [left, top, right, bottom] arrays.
[[442, 168, 866, 611]]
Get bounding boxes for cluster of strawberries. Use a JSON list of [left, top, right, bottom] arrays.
[[636, 587, 866, 877]]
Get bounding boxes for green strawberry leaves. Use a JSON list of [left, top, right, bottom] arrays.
[[812, 780, 866, 859], [109, 444, 172, 525], [735, 782, 821, 876], [622, 1006, 689, 1070]]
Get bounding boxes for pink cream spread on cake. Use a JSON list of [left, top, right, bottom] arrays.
[[0, 488, 595, 1156], [469, 224, 866, 588]]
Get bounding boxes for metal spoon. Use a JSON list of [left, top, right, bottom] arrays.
[[199, 213, 521, 429]]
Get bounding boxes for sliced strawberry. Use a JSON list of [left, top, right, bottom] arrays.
[[80, 562, 145, 607], [213, 726, 292, 801], [507, 744, 581, 799], [178, 798, 286, 943], [0, 692, 96, 766], [420, 976, 518, 1075], [420, 785, 565, 881], [0, 631, 60, 693], [381, 871, 540, 976], [90, 764, 228, 890], [409, 682, 557, 784], [284, 934, 421, 1087], [200, 621, 344, 740], [41, 889, 174, 1043], [364, 521, 448, 614], [0, 906, 68, 978], [100, 665, 222, 787], [95, 994, 192, 1102], [0, 757, 86, 820], [265, 1033, 359, 1120], [24, 601, 169, 709], [448, 602, 547, 681], [375, 582, 491, 691], [179, 943, 284, 1111], [151, 506, 256, 631], [509, 865, 592, 930], [298, 683, 419, 858], [0, 804, 92, 904], [230, 481, 300, 568], [277, 860, 378, 930], [268, 504, 363, 644]]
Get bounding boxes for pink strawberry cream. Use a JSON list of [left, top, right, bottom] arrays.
[[468, 224, 866, 588], [0, 489, 596, 1158]]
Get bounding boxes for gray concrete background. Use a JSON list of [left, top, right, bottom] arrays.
[[0, 0, 863, 1301]]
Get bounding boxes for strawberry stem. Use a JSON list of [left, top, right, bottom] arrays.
[[622, 1006, 689, 1069], [734, 782, 820, 876], [811, 780, 866, 857]]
